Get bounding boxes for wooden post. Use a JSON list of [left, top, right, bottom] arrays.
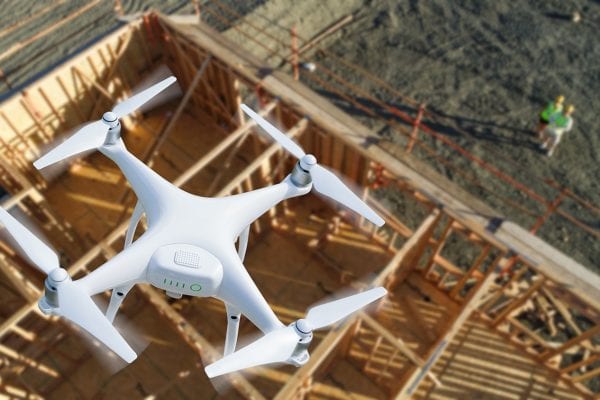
[[291, 25, 299, 80], [146, 56, 212, 167], [191, 0, 201, 18], [19, 91, 53, 141], [449, 244, 492, 300], [114, 0, 124, 17], [405, 103, 425, 153], [541, 325, 600, 363]]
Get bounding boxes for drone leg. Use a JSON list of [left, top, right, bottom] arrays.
[[237, 225, 250, 262], [124, 201, 144, 249], [106, 284, 134, 323], [224, 304, 241, 356]]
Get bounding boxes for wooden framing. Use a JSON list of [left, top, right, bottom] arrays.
[[0, 11, 597, 400]]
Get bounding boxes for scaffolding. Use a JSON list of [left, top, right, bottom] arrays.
[[0, 12, 598, 399]]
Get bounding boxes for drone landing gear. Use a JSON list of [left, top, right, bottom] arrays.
[[237, 225, 250, 262], [103, 201, 141, 323], [106, 284, 134, 323], [222, 226, 248, 356], [224, 304, 241, 356], [125, 201, 144, 249]]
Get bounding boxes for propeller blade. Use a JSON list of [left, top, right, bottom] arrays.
[[241, 104, 384, 226], [58, 280, 137, 363], [0, 207, 59, 274], [112, 76, 177, 118], [241, 104, 306, 159], [33, 120, 108, 169], [311, 165, 384, 227], [205, 327, 298, 378], [306, 287, 387, 330]]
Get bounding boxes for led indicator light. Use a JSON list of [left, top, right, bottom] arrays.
[[190, 284, 202, 292]]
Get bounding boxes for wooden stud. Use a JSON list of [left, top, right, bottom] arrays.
[[146, 57, 212, 168], [491, 276, 546, 327], [55, 76, 85, 122], [449, 244, 491, 300]]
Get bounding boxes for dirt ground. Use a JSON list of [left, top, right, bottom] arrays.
[[304, 0, 600, 269], [0, 0, 598, 268], [0, 1, 197, 95]]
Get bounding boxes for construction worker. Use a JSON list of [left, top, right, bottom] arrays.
[[537, 95, 564, 139], [541, 104, 574, 157]]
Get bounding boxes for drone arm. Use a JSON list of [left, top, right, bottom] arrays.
[[224, 304, 241, 356], [225, 176, 310, 238], [105, 283, 134, 323], [216, 247, 284, 334], [100, 139, 178, 225], [77, 232, 158, 296]]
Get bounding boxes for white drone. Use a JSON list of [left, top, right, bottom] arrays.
[[0, 77, 386, 377]]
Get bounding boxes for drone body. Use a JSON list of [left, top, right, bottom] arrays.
[[0, 77, 386, 377]]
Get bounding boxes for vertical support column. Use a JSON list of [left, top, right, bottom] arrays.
[[230, 69, 244, 124], [191, 0, 200, 17], [291, 25, 299, 80], [405, 103, 425, 153], [114, 0, 124, 17]]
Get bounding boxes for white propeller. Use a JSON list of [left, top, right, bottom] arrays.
[[0, 207, 58, 274], [241, 104, 384, 227], [0, 206, 136, 362], [34, 76, 177, 170], [205, 287, 386, 377]]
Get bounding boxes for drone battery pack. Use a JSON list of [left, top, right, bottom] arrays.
[[147, 244, 223, 297]]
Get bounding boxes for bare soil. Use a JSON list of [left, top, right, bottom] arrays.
[[306, 0, 600, 269]]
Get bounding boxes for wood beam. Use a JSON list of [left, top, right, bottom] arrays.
[[172, 101, 277, 187], [274, 210, 442, 398], [215, 118, 308, 197], [146, 56, 212, 167], [88, 31, 133, 119], [359, 312, 441, 387], [395, 254, 505, 399]]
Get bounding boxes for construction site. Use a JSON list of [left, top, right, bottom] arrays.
[[0, 1, 599, 399]]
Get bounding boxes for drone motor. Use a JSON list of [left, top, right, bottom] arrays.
[[39, 268, 69, 312]]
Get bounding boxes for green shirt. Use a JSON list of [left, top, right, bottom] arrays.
[[540, 102, 563, 122]]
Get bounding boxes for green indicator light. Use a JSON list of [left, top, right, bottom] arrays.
[[190, 284, 202, 292]]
